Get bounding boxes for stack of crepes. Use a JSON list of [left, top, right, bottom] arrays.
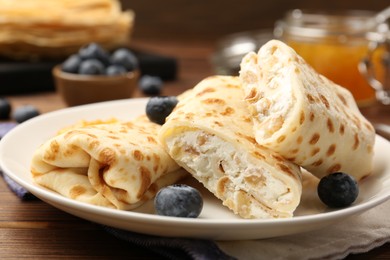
[[0, 0, 134, 60], [31, 116, 187, 210], [158, 39, 376, 219]]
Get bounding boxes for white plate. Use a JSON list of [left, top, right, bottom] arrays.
[[1, 98, 389, 240]]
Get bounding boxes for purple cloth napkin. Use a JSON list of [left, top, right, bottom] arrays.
[[0, 122, 235, 260]]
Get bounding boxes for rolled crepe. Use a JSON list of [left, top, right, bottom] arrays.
[[158, 76, 302, 219], [239, 40, 376, 180], [31, 116, 187, 210]]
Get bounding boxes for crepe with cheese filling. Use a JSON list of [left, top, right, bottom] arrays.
[[31, 116, 187, 210], [239, 40, 376, 180], [159, 76, 302, 219]]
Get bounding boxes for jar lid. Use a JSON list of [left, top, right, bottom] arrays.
[[274, 9, 386, 41]]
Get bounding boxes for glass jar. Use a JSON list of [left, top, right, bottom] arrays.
[[274, 9, 387, 107]]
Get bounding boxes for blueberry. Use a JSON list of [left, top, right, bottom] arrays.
[[78, 43, 110, 65], [146, 96, 178, 125], [105, 65, 127, 76], [154, 184, 203, 218], [61, 54, 82, 73], [12, 105, 40, 123], [317, 172, 359, 208], [78, 59, 105, 75], [110, 48, 138, 71], [139, 75, 163, 96], [0, 98, 11, 119]]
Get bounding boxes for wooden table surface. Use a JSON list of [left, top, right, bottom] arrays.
[[1, 38, 390, 259]]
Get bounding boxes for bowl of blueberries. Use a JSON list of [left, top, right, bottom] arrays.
[[53, 43, 140, 106]]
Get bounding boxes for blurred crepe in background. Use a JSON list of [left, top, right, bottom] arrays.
[[0, 0, 134, 60]]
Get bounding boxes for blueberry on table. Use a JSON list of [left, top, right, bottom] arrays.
[[61, 54, 82, 73], [78, 43, 110, 65], [110, 48, 139, 71], [146, 96, 178, 125], [78, 59, 105, 75], [317, 172, 359, 208], [139, 75, 163, 96], [105, 65, 127, 76], [0, 98, 11, 119], [154, 184, 203, 218], [12, 105, 40, 123]]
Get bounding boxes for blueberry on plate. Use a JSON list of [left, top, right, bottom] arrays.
[[110, 48, 139, 71], [154, 184, 203, 218], [78, 59, 105, 75], [317, 172, 359, 208], [146, 96, 178, 125], [78, 43, 110, 65], [139, 75, 163, 96], [0, 97, 11, 119], [105, 65, 127, 76], [12, 105, 40, 123], [61, 54, 82, 73]]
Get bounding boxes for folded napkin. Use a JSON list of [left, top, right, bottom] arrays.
[[1, 122, 389, 259]]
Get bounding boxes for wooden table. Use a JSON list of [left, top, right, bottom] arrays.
[[1, 38, 389, 259]]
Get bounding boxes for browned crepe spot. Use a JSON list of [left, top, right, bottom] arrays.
[[253, 151, 266, 160], [327, 118, 334, 133], [327, 163, 341, 173], [296, 136, 303, 144], [43, 140, 60, 161], [220, 107, 235, 116], [147, 136, 157, 144], [88, 140, 100, 150], [337, 93, 348, 106], [327, 144, 337, 156], [353, 134, 360, 150], [309, 133, 320, 145], [202, 98, 226, 106], [196, 87, 216, 97], [277, 163, 295, 178], [290, 148, 299, 154], [277, 135, 286, 143], [137, 166, 151, 198], [339, 124, 345, 135], [311, 159, 323, 166], [299, 111, 305, 125], [309, 112, 315, 122], [271, 154, 285, 162], [99, 148, 116, 165], [214, 121, 224, 127], [320, 94, 330, 109], [311, 147, 320, 156], [69, 185, 87, 199], [133, 150, 144, 161], [307, 94, 315, 103]]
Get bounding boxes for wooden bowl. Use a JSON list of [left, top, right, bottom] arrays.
[[52, 65, 139, 106]]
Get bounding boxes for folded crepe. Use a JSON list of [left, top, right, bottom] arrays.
[[158, 76, 302, 219], [31, 116, 187, 210], [239, 40, 376, 180]]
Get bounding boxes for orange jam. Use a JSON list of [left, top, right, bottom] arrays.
[[275, 9, 386, 106]]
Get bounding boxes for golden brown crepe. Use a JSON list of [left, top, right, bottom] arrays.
[[239, 40, 376, 180], [158, 76, 302, 219], [31, 116, 187, 210]]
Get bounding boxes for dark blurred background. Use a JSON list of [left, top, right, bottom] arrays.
[[121, 0, 389, 41]]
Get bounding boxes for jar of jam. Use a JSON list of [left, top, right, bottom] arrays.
[[274, 9, 387, 107]]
